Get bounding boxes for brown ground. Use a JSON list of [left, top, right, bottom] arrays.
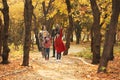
[[0, 43, 120, 80]]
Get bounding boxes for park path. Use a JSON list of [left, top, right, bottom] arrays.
[[21, 44, 96, 80], [1, 44, 97, 80]]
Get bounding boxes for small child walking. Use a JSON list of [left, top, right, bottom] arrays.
[[54, 27, 66, 61], [44, 35, 51, 60]]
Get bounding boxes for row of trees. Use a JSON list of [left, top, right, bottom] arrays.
[[0, 0, 33, 66], [98, 0, 120, 72], [0, 0, 120, 73], [90, 0, 120, 72]]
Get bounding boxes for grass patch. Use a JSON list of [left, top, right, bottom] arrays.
[[9, 44, 23, 60], [73, 44, 120, 60], [74, 47, 92, 60], [9, 44, 39, 59]]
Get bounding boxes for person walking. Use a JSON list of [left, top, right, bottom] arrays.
[[44, 35, 51, 60], [54, 27, 66, 61], [39, 25, 49, 58]]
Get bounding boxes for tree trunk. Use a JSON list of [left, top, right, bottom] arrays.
[[109, 29, 116, 61], [22, 0, 33, 66], [98, 0, 120, 73], [70, 33, 73, 42], [75, 21, 81, 44], [0, 18, 2, 56], [91, 27, 93, 52], [63, 0, 74, 55], [90, 0, 101, 64], [42, 1, 47, 25], [1, 0, 10, 64]]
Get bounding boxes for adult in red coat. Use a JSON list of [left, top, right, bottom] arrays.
[[54, 28, 66, 60]]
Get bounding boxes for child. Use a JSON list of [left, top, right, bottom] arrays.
[[44, 35, 51, 60], [39, 25, 49, 58], [54, 27, 66, 60]]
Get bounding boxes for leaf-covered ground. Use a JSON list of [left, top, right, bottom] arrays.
[[0, 43, 120, 80]]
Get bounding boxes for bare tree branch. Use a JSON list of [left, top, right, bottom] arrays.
[[100, 2, 111, 27], [34, 0, 39, 9], [46, 0, 55, 14]]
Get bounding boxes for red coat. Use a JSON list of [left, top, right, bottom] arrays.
[[54, 28, 66, 53]]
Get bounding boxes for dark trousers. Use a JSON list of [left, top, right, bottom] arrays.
[[57, 52, 61, 60], [45, 48, 50, 60]]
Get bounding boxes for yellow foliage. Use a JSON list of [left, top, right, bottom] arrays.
[[32, 0, 44, 4], [53, 0, 67, 14], [9, 2, 24, 20], [78, 0, 89, 4], [45, 0, 68, 19], [47, 10, 57, 18]]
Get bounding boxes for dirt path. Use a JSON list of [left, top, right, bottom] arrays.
[[1, 43, 120, 80], [23, 44, 96, 80], [1, 44, 97, 80], [20, 53, 96, 80]]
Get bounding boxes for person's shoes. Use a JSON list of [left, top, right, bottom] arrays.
[[56, 59, 61, 62]]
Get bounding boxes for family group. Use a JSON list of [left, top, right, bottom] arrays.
[[38, 25, 66, 61]]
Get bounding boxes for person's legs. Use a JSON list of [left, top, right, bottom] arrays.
[[56, 53, 59, 60], [58, 54, 60, 60], [41, 47, 45, 58], [44, 48, 47, 60], [46, 48, 50, 60], [59, 53, 61, 60], [45, 48, 50, 60], [57, 52, 61, 60]]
